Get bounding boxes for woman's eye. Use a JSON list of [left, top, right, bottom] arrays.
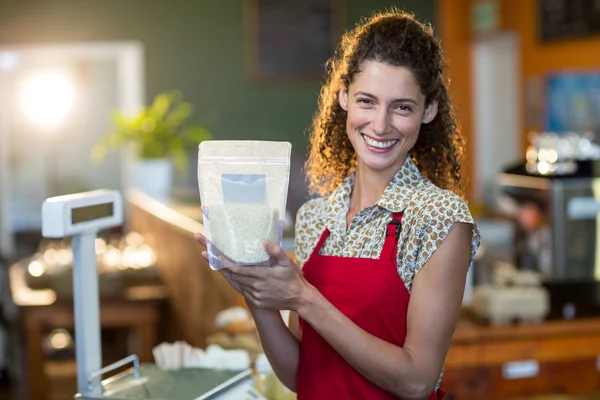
[[356, 98, 373, 105], [395, 104, 412, 112]]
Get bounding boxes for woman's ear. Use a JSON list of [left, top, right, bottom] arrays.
[[338, 89, 348, 111], [423, 100, 438, 124]]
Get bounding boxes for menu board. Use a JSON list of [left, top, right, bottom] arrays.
[[246, 0, 344, 81], [539, 0, 600, 41]]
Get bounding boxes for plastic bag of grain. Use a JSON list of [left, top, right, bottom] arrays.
[[198, 141, 291, 270]]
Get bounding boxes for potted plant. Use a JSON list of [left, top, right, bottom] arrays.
[[93, 90, 211, 199]]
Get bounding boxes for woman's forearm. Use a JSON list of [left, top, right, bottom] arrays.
[[297, 288, 437, 400], [249, 306, 300, 391]]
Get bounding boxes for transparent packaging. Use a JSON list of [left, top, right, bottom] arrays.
[[198, 141, 292, 270]]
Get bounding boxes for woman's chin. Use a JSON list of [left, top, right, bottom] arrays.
[[357, 150, 405, 173], [359, 157, 399, 173]]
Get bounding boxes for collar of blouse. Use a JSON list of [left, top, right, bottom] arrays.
[[321, 156, 427, 236]]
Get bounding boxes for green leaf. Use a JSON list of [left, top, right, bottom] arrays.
[[151, 92, 174, 119], [94, 90, 212, 174], [165, 102, 193, 130]]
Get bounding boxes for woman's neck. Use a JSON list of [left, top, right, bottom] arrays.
[[347, 156, 407, 225]]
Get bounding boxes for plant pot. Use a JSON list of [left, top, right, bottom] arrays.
[[132, 158, 173, 200]]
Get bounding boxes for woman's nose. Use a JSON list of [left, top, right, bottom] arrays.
[[372, 107, 391, 135]]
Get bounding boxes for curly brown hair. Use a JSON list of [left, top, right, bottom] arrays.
[[305, 9, 465, 198]]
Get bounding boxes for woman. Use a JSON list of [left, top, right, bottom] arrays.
[[195, 9, 480, 400]]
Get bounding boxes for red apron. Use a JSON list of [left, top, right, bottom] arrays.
[[297, 212, 444, 400]]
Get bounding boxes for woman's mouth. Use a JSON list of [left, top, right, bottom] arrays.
[[361, 133, 399, 150]]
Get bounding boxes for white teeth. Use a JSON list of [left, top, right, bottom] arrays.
[[361, 134, 398, 149]]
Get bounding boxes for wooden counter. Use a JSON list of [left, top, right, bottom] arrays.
[[127, 190, 600, 399], [443, 314, 600, 399], [126, 190, 245, 349]]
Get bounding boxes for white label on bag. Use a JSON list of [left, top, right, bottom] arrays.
[[502, 360, 539, 380], [222, 173, 266, 203]]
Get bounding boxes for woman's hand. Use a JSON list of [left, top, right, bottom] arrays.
[[194, 233, 245, 294], [194, 233, 311, 311]]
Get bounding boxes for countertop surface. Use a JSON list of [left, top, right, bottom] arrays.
[[126, 189, 295, 251]]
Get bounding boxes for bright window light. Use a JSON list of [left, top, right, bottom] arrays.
[[20, 72, 75, 128], [0, 51, 20, 71]]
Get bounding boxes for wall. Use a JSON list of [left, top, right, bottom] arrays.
[[437, 0, 474, 199], [439, 0, 600, 201], [0, 0, 435, 206], [500, 0, 600, 140], [0, 0, 435, 150]]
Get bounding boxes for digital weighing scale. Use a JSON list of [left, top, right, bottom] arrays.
[[41, 189, 262, 400]]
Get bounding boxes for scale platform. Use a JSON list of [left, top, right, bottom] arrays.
[[75, 364, 255, 400]]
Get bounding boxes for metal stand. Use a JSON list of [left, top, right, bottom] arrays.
[[73, 231, 102, 396]]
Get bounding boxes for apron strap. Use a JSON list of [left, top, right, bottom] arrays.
[[311, 228, 331, 258], [379, 212, 404, 262], [311, 212, 403, 261]]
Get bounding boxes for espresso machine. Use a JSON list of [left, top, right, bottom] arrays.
[[498, 157, 600, 319]]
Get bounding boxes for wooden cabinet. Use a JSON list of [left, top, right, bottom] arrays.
[[442, 316, 600, 399]]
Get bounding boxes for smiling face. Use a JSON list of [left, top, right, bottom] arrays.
[[339, 61, 438, 175]]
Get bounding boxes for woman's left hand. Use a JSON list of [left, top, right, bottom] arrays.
[[198, 235, 310, 311]]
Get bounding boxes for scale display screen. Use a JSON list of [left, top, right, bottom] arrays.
[[71, 202, 114, 224]]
